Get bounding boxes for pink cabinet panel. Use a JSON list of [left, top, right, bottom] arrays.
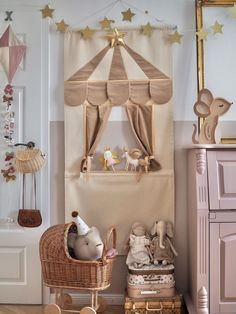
[[210, 223, 236, 313], [187, 147, 236, 314], [207, 151, 236, 210]]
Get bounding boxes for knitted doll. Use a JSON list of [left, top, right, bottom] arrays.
[[126, 222, 152, 269]]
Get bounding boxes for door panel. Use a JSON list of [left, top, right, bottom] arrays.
[[207, 151, 236, 210], [210, 223, 236, 313], [220, 224, 236, 301]]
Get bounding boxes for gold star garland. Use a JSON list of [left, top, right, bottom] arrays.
[[56, 20, 69, 33], [40, 5, 54, 18], [122, 8, 135, 22], [40, 4, 233, 44], [141, 22, 153, 36], [168, 30, 183, 44], [99, 17, 114, 29], [196, 28, 209, 41], [80, 26, 96, 40]]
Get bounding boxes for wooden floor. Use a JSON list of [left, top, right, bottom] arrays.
[[0, 305, 124, 314]]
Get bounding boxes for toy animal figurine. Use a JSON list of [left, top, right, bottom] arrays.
[[122, 148, 142, 171], [138, 156, 150, 173], [103, 148, 119, 171], [67, 211, 104, 260], [192, 88, 232, 144], [126, 222, 152, 269], [150, 220, 178, 265]]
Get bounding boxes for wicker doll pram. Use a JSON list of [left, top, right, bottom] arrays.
[[39, 222, 117, 314]]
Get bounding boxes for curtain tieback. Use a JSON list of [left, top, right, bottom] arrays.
[[81, 155, 93, 173]]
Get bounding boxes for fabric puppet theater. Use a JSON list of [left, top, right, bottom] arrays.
[[64, 28, 174, 253]]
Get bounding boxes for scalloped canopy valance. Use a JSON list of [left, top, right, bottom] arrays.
[[64, 43, 172, 106]]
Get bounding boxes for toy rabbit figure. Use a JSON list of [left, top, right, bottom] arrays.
[[126, 222, 152, 269], [150, 221, 178, 265]]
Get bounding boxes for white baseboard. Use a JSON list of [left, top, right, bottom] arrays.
[[50, 293, 125, 306], [184, 293, 196, 314]]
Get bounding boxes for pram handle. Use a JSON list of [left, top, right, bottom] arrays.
[[101, 226, 117, 264]]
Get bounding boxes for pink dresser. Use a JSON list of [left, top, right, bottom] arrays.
[[187, 146, 236, 314]]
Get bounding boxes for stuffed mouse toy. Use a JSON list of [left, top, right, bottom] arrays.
[[67, 211, 104, 261]]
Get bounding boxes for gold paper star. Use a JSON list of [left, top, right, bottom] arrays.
[[211, 20, 223, 34], [40, 5, 54, 18], [80, 26, 96, 40], [56, 20, 69, 33], [168, 30, 183, 44], [122, 8, 135, 22], [105, 28, 126, 47], [196, 28, 208, 41], [141, 22, 153, 36], [229, 4, 236, 19], [99, 17, 114, 29]]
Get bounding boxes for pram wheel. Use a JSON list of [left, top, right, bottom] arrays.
[[44, 304, 61, 314], [80, 307, 96, 314], [97, 296, 107, 313]]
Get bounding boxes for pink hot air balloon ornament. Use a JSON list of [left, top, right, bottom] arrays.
[[0, 25, 26, 181]]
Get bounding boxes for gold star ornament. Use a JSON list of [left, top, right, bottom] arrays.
[[122, 8, 135, 22], [56, 20, 69, 33], [229, 4, 236, 19], [211, 20, 223, 34], [80, 26, 96, 40], [99, 17, 114, 29], [196, 28, 208, 41], [40, 5, 54, 18], [168, 30, 183, 44], [141, 22, 153, 36], [105, 28, 126, 47]]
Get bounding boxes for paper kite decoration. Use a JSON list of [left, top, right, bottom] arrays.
[[0, 25, 26, 83], [0, 25, 26, 182]]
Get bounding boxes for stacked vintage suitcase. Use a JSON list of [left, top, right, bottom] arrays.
[[124, 221, 183, 313], [124, 264, 182, 313]]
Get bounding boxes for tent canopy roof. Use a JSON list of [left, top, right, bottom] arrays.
[[65, 43, 172, 106]]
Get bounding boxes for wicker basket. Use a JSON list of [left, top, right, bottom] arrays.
[[124, 294, 183, 314], [39, 222, 116, 290], [15, 148, 46, 173]]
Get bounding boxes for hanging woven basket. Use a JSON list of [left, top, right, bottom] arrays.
[[15, 141, 46, 173]]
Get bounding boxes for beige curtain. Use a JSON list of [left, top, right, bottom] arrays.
[[126, 103, 161, 171], [81, 102, 111, 172]]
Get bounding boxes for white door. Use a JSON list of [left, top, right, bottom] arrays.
[[0, 4, 49, 304]]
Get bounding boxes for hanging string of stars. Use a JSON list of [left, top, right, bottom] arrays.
[[40, 3, 236, 45]]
